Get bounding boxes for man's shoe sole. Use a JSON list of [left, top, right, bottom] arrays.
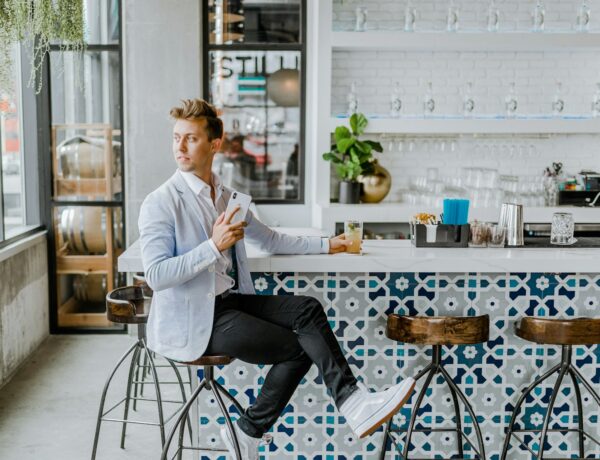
[[357, 378, 416, 439]]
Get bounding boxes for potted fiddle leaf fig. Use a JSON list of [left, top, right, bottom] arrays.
[[322, 113, 383, 204]]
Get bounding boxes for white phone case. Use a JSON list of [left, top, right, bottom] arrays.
[[226, 191, 252, 224]]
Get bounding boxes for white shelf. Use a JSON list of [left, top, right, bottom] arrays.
[[331, 31, 600, 52], [329, 117, 600, 134], [317, 203, 600, 232]]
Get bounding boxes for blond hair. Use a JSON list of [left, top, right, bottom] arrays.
[[169, 99, 223, 141]]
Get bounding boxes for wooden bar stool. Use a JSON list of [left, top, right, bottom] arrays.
[[501, 317, 600, 460], [380, 314, 489, 460], [91, 286, 190, 459], [160, 355, 258, 460]]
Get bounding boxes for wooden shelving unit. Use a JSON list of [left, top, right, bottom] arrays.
[[51, 124, 123, 329], [307, 2, 600, 232]]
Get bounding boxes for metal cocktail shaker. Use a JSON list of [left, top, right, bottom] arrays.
[[498, 203, 524, 246]]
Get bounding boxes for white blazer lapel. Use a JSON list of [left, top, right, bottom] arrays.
[[170, 171, 211, 241]]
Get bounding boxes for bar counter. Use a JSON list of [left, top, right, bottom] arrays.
[[119, 228, 600, 274], [119, 229, 600, 459]]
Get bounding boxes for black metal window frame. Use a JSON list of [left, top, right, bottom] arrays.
[[201, 0, 307, 205], [39, 2, 127, 334], [0, 43, 47, 251]]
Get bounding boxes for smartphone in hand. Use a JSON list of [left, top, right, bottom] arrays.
[[225, 191, 252, 225]]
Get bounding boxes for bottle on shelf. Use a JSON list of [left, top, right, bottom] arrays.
[[532, 0, 545, 32], [446, 0, 459, 32], [505, 82, 518, 118], [423, 81, 435, 117], [347, 81, 359, 115], [462, 81, 475, 117], [552, 81, 565, 117], [404, 1, 417, 32], [390, 82, 402, 118], [486, 0, 500, 32], [576, 0, 591, 32], [355, 6, 368, 32], [592, 82, 600, 117]]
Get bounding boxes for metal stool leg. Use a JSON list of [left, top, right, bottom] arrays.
[[91, 341, 138, 460], [568, 367, 585, 459], [571, 366, 600, 406], [379, 363, 433, 460], [187, 366, 193, 393], [140, 338, 166, 447], [166, 358, 193, 444], [439, 366, 486, 459], [379, 417, 392, 460], [402, 365, 437, 459], [132, 348, 143, 412], [443, 368, 464, 458], [120, 342, 142, 449], [500, 362, 562, 460], [208, 366, 242, 460], [161, 378, 207, 460], [537, 361, 569, 460], [214, 380, 244, 414]]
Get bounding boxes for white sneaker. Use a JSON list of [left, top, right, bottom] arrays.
[[339, 378, 416, 439], [219, 421, 272, 460]]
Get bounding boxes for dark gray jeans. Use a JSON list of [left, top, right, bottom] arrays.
[[204, 293, 359, 438]]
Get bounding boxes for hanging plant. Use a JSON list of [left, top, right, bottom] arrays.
[[0, 0, 86, 94]]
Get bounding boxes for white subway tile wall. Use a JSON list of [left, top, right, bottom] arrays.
[[331, 0, 600, 204], [331, 50, 600, 116]]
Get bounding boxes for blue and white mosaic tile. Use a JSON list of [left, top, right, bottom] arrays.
[[195, 272, 600, 459]]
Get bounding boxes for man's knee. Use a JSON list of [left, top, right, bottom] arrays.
[[295, 296, 326, 326]]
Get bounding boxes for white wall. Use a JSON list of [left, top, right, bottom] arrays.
[[123, 0, 202, 243]]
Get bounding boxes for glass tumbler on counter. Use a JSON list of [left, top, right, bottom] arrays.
[[469, 221, 490, 248], [550, 212, 575, 245], [344, 220, 363, 254], [488, 225, 507, 248]]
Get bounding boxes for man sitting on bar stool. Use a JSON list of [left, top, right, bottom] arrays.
[[138, 98, 415, 459]]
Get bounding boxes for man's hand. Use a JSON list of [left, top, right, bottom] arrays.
[[328, 233, 353, 254], [211, 205, 247, 252]]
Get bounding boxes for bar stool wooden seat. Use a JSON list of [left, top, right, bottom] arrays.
[[380, 314, 489, 460], [501, 317, 600, 460], [160, 355, 257, 460], [91, 285, 190, 459]]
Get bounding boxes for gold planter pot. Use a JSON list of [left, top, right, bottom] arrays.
[[358, 160, 391, 203]]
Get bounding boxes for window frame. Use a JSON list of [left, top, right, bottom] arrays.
[[41, 0, 126, 334], [0, 42, 46, 251], [201, 0, 307, 204]]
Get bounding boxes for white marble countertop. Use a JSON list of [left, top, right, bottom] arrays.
[[118, 227, 600, 274]]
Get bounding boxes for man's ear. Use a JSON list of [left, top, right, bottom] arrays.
[[211, 137, 222, 153]]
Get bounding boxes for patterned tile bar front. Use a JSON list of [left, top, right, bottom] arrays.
[[197, 271, 600, 460]]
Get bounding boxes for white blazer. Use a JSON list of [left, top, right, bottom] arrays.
[[138, 171, 324, 362]]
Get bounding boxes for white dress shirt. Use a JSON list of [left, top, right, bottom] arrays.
[[179, 170, 330, 296]]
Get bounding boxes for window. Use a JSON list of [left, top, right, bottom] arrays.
[[1, 45, 28, 241], [204, 0, 305, 203], [46, 0, 125, 331]]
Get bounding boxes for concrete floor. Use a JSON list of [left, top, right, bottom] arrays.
[[0, 335, 201, 460]]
